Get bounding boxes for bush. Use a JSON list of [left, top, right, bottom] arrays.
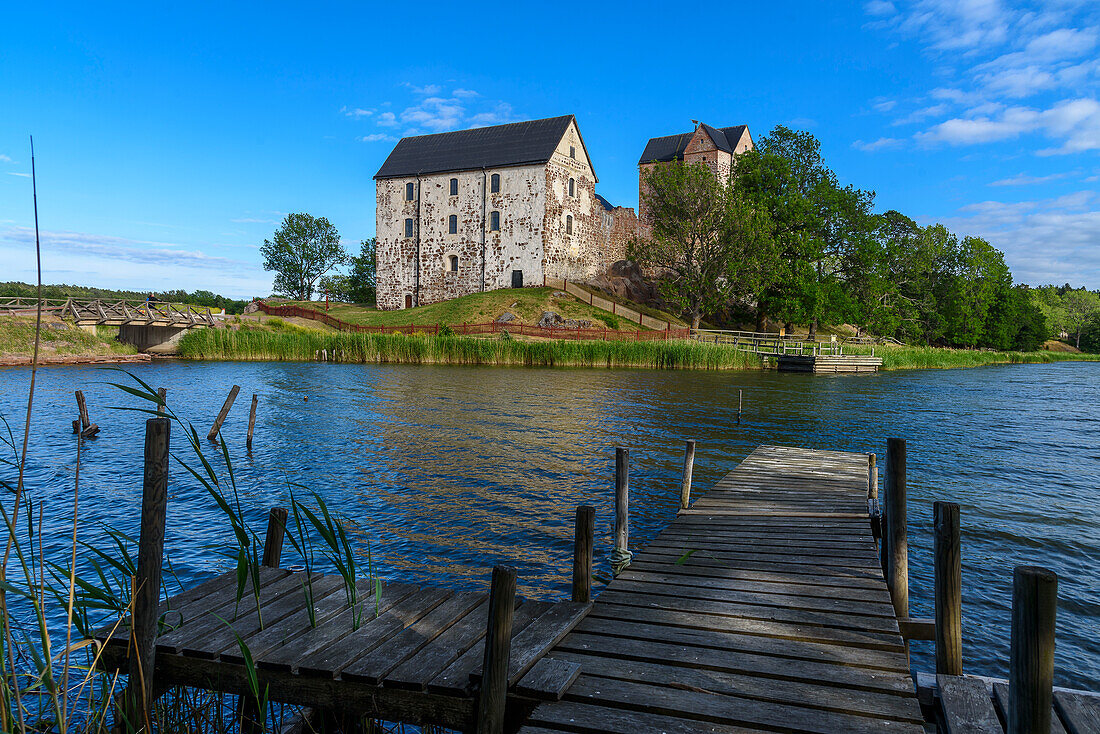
[[438, 324, 455, 337]]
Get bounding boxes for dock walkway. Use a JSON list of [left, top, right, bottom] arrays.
[[520, 445, 925, 733]]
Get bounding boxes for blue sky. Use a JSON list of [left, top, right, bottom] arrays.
[[1, 1, 1098, 298]]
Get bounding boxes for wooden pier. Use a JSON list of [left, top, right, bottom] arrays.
[[776, 354, 884, 373], [519, 445, 924, 733], [95, 421, 1097, 732]]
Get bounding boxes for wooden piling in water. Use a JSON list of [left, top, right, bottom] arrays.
[[477, 565, 517, 734], [679, 440, 696, 511], [207, 384, 240, 441], [75, 390, 90, 429], [1009, 565, 1057, 734], [572, 505, 594, 603], [124, 417, 170, 729], [247, 394, 258, 450], [613, 448, 630, 575], [884, 438, 908, 620], [867, 453, 878, 500], [934, 501, 962, 676], [157, 387, 166, 415]]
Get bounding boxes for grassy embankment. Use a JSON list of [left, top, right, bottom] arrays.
[[861, 344, 1100, 370], [0, 316, 136, 363], [274, 287, 684, 330], [181, 318, 758, 370]]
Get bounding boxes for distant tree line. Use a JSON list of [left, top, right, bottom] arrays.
[[1031, 285, 1100, 350], [0, 281, 253, 314], [630, 125, 1060, 351]]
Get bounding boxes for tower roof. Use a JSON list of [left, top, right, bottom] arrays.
[[638, 124, 750, 164]]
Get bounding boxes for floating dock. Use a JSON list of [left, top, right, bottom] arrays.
[[776, 354, 884, 373]]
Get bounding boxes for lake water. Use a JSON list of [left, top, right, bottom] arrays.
[[1, 359, 1097, 690]]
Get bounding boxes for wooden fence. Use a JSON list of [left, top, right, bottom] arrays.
[[543, 276, 678, 332], [256, 302, 691, 341]]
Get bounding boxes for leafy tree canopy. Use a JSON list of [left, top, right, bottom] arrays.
[[261, 213, 347, 300]]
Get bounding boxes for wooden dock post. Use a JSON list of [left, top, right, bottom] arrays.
[[572, 506, 594, 603], [737, 389, 743, 424], [207, 384, 240, 441], [934, 501, 962, 676], [679, 440, 696, 511], [157, 387, 166, 415], [884, 438, 908, 620], [867, 453, 878, 500], [613, 448, 630, 575], [124, 417, 170, 730], [75, 390, 99, 438], [247, 394, 258, 451], [240, 507, 290, 733], [477, 565, 517, 734], [1009, 565, 1057, 734]]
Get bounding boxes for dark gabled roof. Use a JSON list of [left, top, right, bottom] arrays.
[[375, 115, 576, 179], [638, 123, 750, 164], [595, 193, 614, 211]]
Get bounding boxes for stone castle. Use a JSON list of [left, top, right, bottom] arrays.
[[374, 116, 752, 310]]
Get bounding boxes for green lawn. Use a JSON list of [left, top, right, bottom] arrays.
[[275, 288, 682, 331]]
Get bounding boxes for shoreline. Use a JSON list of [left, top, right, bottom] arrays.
[[0, 353, 152, 368]]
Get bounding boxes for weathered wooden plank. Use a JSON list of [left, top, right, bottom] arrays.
[[560, 675, 923, 733], [644, 538, 881, 562], [427, 600, 553, 695], [262, 586, 452, 673], [555, 632, 915, 695], [634, 545, 882, 569], [629, 550, 885, 580], [382, 597, 491, 690], [1054, 690, 1100, 734], [938, 674, 1002, 734], [617, 566, 893, 604], [551, 649, 922, 723], [993, 681, 1067, 734], [515, 658, 581, 701], [468, 601, 590, 687], [586, 601, 904, 651], [94, 570, 240, 645], [624, 558, 886, 590], [526, 699, 770, 734], [341, 591, 485, 684]]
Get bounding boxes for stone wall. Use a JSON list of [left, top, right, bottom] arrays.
[[543, 120, 604, 281]]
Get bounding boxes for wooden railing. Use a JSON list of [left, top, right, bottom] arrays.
[[692, 329, 873, 357], [1, 297, 216, 326], [256, 302, 692, 341]]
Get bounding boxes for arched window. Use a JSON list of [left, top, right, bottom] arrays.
[[490, 173, 500, 193], [405, 182, 415, 201], [565, 214, 573, 235], [449, 178, 458, 196], [448, 214, 457, 234], [404, 218, 414, 238], [568, 178, 575, 197], [449, 255, 459, 272], [490, 211, 500, 231]]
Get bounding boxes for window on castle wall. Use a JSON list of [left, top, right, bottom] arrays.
[[449, 255, 459, 272], [450, 178, 458, 196], [566, 215, 573, 235], [490, 173, 500, 193], [490, 211, 500, 231], [568, 178, 575, 197], [448, 215, 457, 234], [404, 219, 413, 238], [569, 146, 576, 159], [406, 182, 415, 201]]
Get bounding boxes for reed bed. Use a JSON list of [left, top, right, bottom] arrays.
[[179, 327, 762, 371], [868, 345, 1100, 370]]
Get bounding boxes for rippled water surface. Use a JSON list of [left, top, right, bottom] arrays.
[[1, 360, 1097, 689]]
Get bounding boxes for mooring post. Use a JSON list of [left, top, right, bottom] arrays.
[[75, 389, 90, 429], [884, 438, 908, 620], [247, 394, 258, 451], [867, 453, 878, 500], [207, 384, 241, 441], [737, 389, 743, 424], [572, 505, 595, 603], [613, 448, 630, 575], [679, 440, 696, 511], [1009, 565, 1057, 734], [477, 565, 517, 734], [934, 501, 962, 676], [124, 417, 170, 730], [239, 506, 290, 733]]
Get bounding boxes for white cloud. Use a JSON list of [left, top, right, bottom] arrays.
[[358, 133, 396, 142], [341, 106, 373, 119], [452, 88, 479, 98], [853, 137, 904, 151], [403, 83, 442, 95], [989, 172, 1070, 186], [941, 191, 1100, 287], [7, 172, 30, 178], [376, 112, 398, 127], [916, 98, 1100, 152], [0, 154, 12, 163], [400, 97, 465, 131], [864, 0, 896, 17], [230, 217, 277, 224], [0, 226, 249, 270], [468, 103, 518, 128], [893, 103, 950, 125], [872, 98, 898, 112]]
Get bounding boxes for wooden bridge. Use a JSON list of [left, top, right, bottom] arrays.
[[95, 423, 1097, 732], [693, 330, 884, 372], [0, 297, 216, 327]]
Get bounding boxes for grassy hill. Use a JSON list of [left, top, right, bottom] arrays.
[[0, 316, 136, 362], [275, 288, 684, 330]]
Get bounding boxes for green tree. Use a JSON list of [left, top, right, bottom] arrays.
[[345, 238, 378, 305], [261, 213, 347, 300], [1061, 288, 1100, 348], [1078, 310, 1100, 353], [631, 161, 774, 329]]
